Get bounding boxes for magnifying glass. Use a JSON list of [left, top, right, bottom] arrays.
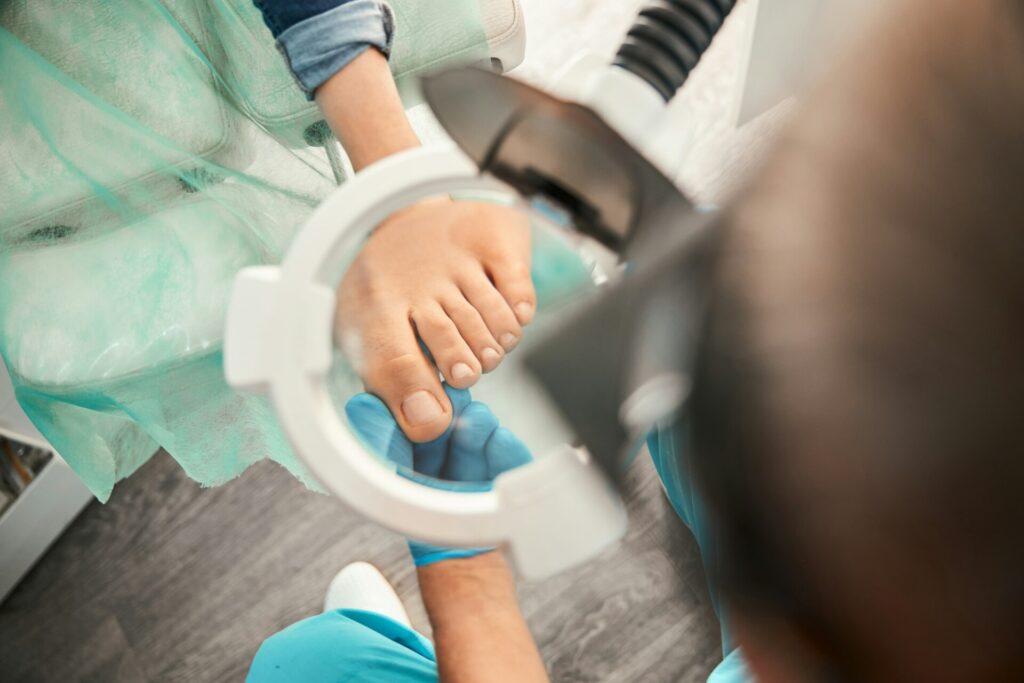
[[223, 141, 631, 580], [223, 0, 734, 578]]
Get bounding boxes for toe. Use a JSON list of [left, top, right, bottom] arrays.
[[440, 293, 505, 372], [488, 258, 536, 326], [360, 320, 454, 443], [411, 303, 482, 389], [460, 271, 524, 353]]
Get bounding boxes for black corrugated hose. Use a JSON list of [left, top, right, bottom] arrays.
[[613, 0, 737, 101]]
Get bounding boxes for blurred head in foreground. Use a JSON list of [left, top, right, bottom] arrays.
[[689, 1, 1024, 681]]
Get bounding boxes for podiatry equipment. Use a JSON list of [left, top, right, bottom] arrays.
[[225, 1, 736, 579]]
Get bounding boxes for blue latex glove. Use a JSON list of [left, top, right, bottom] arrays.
[[345, 384, 533, 566]]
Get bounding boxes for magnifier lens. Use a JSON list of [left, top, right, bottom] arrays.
[[328, 193, 608, 490]]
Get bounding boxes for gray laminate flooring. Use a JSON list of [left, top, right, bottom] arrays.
[[0, 451, 721, 682]]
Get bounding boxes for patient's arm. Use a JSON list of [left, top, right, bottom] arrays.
[[316, 49, 536, 444], [314, 47, 419, 170]]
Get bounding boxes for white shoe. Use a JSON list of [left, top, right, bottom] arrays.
[[323, 561, 412, 628]]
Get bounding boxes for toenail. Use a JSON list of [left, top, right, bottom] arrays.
[[452, 362, 474, 381], [402, 391, 443, 425], [515, 302, 534, 321], [481, 347, 502, 365], [499, 332, 519, 350]]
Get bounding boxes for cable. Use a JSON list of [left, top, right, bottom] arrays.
[[613, 0, 737, 101]]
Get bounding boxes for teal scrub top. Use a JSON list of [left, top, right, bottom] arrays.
[[647, 426, 752, 682]]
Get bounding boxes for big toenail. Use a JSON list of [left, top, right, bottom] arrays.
[[402, 391, 443, 425], [452, 362, 474, 381], [500, 333, 518, 350], [481, 348, 501, 365], [515, 302, 534, 321]]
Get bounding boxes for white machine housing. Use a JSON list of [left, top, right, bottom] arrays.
[[224, 147, 630, 579]]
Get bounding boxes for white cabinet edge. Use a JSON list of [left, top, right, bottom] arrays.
[[0, 363, 94, 603]]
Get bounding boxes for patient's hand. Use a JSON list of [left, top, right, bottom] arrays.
[[336, 196, 535, 442]]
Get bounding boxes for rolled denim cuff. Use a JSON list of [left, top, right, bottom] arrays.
[[276, 0, 396, 100]]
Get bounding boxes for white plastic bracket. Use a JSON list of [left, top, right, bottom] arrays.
[[223, 145, 628, 579]]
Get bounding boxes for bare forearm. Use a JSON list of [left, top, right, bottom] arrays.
[[418, 552, 549, 683], [314, 47, 420, 170]]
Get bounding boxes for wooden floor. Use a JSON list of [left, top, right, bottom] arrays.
[[0, 451, 722, 682]]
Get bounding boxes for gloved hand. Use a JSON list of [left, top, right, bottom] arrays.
[[345, 384, 533, 566]]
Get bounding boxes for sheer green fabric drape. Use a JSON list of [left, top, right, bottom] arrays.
[[0, 0, 490, 500]]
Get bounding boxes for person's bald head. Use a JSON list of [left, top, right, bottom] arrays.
[[689, 1, 1024, 680]]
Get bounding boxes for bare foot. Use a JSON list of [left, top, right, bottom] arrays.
[[336, 198, 535, 442]]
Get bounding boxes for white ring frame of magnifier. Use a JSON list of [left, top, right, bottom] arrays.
[[224, 145, 627, 579]]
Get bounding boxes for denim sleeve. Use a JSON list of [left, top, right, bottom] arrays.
[[253, 0, 396, 99]]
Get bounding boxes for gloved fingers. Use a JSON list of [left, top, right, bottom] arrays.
[[441, 383, 473, 416], [445, 401, 499, 482], [485, 426, 533, 479], [413, 439, 447, 479], [414, 384, 474, 478], [344, 393, 414, 469]]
